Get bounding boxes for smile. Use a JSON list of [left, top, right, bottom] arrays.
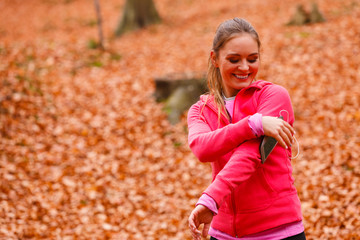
[[234, 74, 250, 79]]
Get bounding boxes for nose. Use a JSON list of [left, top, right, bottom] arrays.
[[238, 61, 249, 71]]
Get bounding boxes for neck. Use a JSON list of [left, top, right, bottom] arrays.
[[223, 93, 236, 101]]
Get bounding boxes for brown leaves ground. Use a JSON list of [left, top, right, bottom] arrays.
[[1, 0, 360, 239]]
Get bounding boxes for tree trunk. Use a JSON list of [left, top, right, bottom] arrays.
[[93, 0, 104, 49], [115, 0, 161, 36]]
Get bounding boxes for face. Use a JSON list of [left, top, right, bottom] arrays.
[[211, 34, 260, 97]]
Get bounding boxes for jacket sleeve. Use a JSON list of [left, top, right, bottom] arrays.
[[204, 85, 295, 207], [187, 101, 256, 162], [256, 84, 295, 124], [204, 140, 259, 207]]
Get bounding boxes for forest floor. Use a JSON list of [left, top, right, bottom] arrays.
[[1, 0, 360, 239]]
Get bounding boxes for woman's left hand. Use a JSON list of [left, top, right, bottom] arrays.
[[262, 116, 295, 149], [188, 205, 214, 240]]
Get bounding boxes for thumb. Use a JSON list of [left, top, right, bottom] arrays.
[[202, 223, 210, 238]]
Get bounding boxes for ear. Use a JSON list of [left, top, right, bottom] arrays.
[[210, 51, 219, 68]]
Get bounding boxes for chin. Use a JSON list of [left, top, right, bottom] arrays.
[[238, 81, 253, 88]]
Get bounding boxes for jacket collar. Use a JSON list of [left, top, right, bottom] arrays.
[[200, 80, 271, 103]]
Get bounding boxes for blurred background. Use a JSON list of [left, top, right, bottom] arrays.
[[0, 0, 359, 239]]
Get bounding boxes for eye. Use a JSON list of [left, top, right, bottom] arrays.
[[248, 58, 258, 63], [229, 58, 239, 63]]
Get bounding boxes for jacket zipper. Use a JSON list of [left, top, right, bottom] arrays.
[[232, 86, 252, 123], [232, 93, 240, 237], [232, 191, 238, 237], [205, 96, 238, 236], [201, 84, 263, 238]]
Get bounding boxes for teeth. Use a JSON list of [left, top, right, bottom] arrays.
[[235, 74, 249, 79]]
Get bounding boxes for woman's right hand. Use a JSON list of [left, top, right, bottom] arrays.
[[262, 116, 295, 149], [188, 205, 213, 240]]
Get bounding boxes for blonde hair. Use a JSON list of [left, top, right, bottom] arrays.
[[207, 18, 261, 122]]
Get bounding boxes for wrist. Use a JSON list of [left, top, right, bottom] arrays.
[[196, 193, 218, 215], [248, 113, 264, 137]]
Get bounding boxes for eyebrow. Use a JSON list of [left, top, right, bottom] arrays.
[[227, 53, 259, 57]]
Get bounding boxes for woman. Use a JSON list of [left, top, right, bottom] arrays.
[[187, 18, 305, 240]]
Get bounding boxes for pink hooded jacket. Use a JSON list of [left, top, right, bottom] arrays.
[[187, 80, 303, 237]]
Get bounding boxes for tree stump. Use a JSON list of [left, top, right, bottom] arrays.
[[309, 3, 326, 24], [154, 72, 207, 124], [287, 4, 310, 26], [287, 3, 325, 26], [115, 0, 161, 36]]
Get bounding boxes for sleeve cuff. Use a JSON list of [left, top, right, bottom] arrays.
[[248, 113, 264, 137], [196, 193, 218, 215]]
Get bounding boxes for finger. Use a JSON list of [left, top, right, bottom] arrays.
[[188, 214, 201, 236], [281, 126, 293, 147], [279, 129, 292, 148], [191, 231, 200, 240], [283, 121, 295, 138], [272, 131, 287, 149], [202, 223, 210, 238], [188, 212, 197, 229], [193, 229, 201, 240], [190, 226, 201, 240]]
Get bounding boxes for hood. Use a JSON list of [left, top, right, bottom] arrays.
[[200, 80, 272, 103]]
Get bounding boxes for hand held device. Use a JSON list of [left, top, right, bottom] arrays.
[[259, 115, 284, 164]]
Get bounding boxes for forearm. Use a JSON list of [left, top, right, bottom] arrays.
[[187, 103, 256, 162], [204, 140, 260, 207], [188, 117, 255, 161]]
